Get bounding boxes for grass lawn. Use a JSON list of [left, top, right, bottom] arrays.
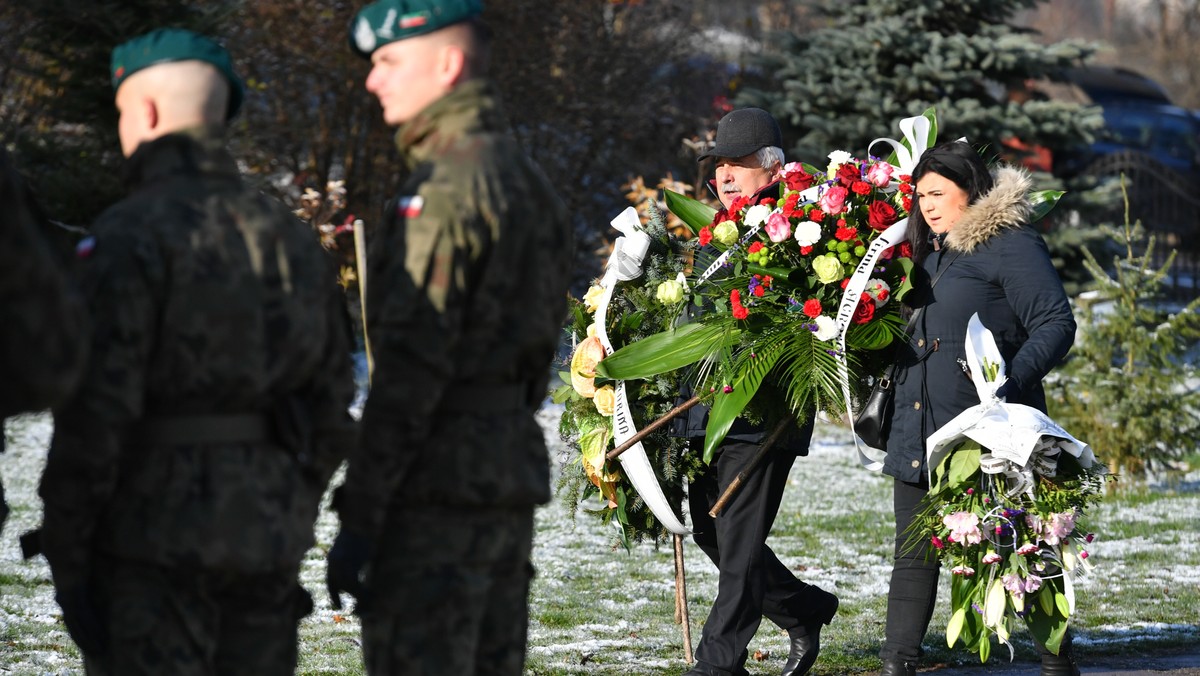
[[2, 410, 1197, 675]]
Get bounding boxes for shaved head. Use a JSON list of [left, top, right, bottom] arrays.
[[115, 60, 231, 157]]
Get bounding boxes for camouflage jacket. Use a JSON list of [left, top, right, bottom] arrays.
[[339, 79, 573, 538], [39, 127, 356, 586], [0, 148, 87, 419]]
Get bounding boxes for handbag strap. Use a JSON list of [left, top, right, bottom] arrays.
[[884, 250, 962, 379]]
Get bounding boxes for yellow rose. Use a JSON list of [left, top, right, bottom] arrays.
[[713, 220, 739, 246], [593, 385, 616, 415], [812, 254, 844, 285], [582, 284, 605, 313], [570, 335, 606, 398], [655, 279, 684, 305]]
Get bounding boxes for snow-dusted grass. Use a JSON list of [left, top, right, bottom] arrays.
[[1, 409, 1197, 675]]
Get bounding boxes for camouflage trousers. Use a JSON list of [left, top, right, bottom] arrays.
[[360, 505, 535, 676], [83, 557, 311, 676]]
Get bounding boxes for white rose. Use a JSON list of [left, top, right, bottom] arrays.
[[827, 149, 853, 177], [813, 315, 838, 341]]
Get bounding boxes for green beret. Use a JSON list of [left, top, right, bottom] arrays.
[[111, 28, 244, 119], [350, 0, 483, 57]]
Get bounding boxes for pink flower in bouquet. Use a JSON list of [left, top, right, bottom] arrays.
[[1023, 575, 1043, 593], [1016, 543, 1039, 556], [1043, 510, 1078, 545], [982, 550, 1003, 565], [765, 211, 792, 242], [1003, 573, 1025, 598], [943, 511, 983, 545], [951, 565, 976, 577], [867, 161, 894, 187], [818, 185, 849, 215], [931, 535, 945, 550]]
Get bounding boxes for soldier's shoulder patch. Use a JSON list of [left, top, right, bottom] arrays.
[[75, 236, 96, 259], [396, 195, 424, 219]]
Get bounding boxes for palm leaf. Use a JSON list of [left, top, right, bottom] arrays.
[[597, 321, 739, 380], [664, 189, 716, 236], [702, 341, 785, 463]]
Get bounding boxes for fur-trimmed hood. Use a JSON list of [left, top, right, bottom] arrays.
[[944, 166, 1033, 254]]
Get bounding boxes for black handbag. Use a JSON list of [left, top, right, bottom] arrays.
[[853, 252, 959, 449], [853, 333, 907, 449]]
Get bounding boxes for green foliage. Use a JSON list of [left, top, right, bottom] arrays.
[[1047, 178, 1200, 480], [738, 0, 1102, 165]]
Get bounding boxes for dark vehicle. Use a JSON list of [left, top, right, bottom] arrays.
[[1054, 66, 1200, 180]]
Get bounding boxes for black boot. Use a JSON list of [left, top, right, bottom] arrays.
[[781, 590, 839, 676], [1039, 652, 1080, 676], [879, 659, 917, 676]]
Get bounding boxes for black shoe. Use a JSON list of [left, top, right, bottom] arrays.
[[879, 659, 917, 676], [683, 662, 749, 676], [1039, 654, 1081, 676], [781, 591, 839, 676]]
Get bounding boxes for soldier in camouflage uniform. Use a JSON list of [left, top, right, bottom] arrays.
[[37, 29, 356, 675], [0, 147, 88, 531], [325, 1, 573, 674]]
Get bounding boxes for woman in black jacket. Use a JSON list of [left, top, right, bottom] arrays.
[[877, 142, 1079, 676]]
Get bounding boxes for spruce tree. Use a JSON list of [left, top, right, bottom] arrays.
[[1046, 179, 1200, 480], [737, 0, 1100, 168]]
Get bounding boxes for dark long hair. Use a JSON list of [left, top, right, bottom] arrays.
[[908, 141, 994, 264]]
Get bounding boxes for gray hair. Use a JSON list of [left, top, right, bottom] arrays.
[[755, 146, 785, 170]]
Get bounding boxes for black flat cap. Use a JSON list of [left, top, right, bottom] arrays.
[[698, 108, 783, 162]]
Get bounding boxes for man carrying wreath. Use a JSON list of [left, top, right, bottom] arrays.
[[679, 107, 839, 676]]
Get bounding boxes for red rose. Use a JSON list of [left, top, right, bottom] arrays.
[[809, 208, 826, 222], [898, 241, 913, 258], [902, 196, 912, 212], [868, 201, 898, 231], [836, 163, 860, 187], [800, 245, 813, 255], [785, 169, 815, 192], [802, 298, 822, 318], [699, 226, 713, 246], [835, 226, 857, 241], [732, 305, 749, 320], [851, 181, 871, 196], [853, 293, 876, 324]]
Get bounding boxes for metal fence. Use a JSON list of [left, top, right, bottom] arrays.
[[1081, 150, 1200, 299]]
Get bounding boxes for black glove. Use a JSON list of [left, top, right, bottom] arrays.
[[995, 378, 1021, 402], [55, 583, 108, 657], [326, 528, 373, 611]]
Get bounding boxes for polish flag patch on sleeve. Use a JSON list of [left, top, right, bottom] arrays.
[[396, 196, 424, 219]]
